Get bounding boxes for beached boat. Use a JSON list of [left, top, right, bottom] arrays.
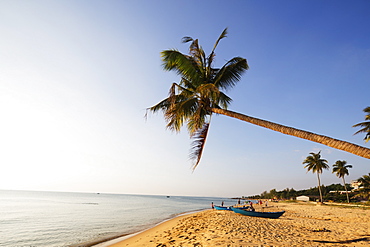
[[231, 207, 285, 219], [214, 205, 250, 211], [214, 205, 232, 210]]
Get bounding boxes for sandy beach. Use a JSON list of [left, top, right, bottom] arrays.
[[107, 202, 370, 247]]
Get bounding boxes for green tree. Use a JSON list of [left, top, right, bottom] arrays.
[[288, 188, 297, 198], [260, 191, 268, 198], [353, 106, 370, 142], [269, 189, 277, 199], [357, 173, 370, 201], [332, 160, 352, 203], [303, 151, 329, 202], [148, 28, 370, 169], [280, 188, 293, 200]]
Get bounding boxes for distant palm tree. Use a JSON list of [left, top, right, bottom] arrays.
[[353, 106, 370, 142], [332, 160, 352, 203], [148, 28, 370, 169], [303, 151, 329, 202], [358, 173, 370, 188], [357, 173, 370, 201]]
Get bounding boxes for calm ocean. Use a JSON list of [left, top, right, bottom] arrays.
[[0, 190, 236, 247]]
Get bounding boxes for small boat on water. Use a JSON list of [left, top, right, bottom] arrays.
[[231, 207, 285, 219]]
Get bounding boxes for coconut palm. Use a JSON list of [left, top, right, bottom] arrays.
[[303, 151, 329, 202], [353, 106, 370, 142], [332, 160, 352, 203], [358, 173, 370, 188], [148, 28, 370, 169], [356, 173, 370, 201]]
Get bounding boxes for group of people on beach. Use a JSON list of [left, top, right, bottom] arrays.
[[211, 199, 258, 211], [211, 199, 270, 212]]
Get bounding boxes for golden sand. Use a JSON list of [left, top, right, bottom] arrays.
[[107, 202, 370, 246]]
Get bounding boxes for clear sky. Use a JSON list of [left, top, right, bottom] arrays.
[[0, 0, 369, 198]]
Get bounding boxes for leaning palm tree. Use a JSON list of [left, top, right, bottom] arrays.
[[353, 106, 370, 143], [332, 160, 352, 203], [303, 151, 329, 202], [148, 28, 370, 169]]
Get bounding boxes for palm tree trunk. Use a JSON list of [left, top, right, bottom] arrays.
[[317, 172, 323, 202], [211, 108, 370, 159], [342, 177, 350, 203]]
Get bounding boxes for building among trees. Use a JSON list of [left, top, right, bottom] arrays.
[[296, 196, 310, 202]]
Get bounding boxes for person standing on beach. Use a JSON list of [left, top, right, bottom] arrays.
[[211, 202, 214, 209], [221, 201, 224, 206]]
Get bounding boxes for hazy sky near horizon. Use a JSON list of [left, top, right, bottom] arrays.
[[1, 0, 369, 197]]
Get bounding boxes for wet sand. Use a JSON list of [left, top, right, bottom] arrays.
[[107, 202, 370, 246]]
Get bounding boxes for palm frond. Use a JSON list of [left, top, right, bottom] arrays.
[[353, 106, 370, 142], [168, 83, 176, 105], [212, 28, 228, 54], [190, 123, 210, 170], [171, 82, 195, 97], [165, 96, 198, 132], [188, 39, 206, 77], [179, 78, 198, 92], [146, 83, 188, 116], [181, 37, 206, 70], [353, 121, 369, 129], [207, 28, 228, 70], [182, 36, 193, 43], [363, 106, 370, 114], [187, 105, 210, 135], [353, 126, 370, 142], [188, 39, 200, 58], [161, 50, 200, 82], [214, 57, 249, 90], [217, 92, 232, 109], [147, 98, 171, 114]]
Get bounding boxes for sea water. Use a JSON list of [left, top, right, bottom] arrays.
[[0, 190, 236, 247]]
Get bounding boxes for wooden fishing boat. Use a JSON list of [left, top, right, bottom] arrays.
[[214, 205, 250, 211], [231, 207, 285, 219], [214, 205, 232, 210]]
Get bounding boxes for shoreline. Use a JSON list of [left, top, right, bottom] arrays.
[[105, 211, 198, 247], [104, 201, 370, 246], [86, 209, 208, 247]]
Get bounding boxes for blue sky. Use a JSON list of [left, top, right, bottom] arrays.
[[0, 0, 369, 197]]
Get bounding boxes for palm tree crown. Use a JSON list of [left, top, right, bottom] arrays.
[[149, 28, 248, 168], [332, 160, 352, 203], [353, 106, 370, 142], [332, 160, 352, 179], [303, 151, 329, 174]]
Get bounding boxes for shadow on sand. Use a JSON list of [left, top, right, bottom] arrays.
[[312, 237, 370, 244]]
